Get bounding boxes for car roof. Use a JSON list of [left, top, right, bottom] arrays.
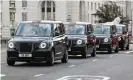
[[102, 22, 115, 26], [69, 22, 91, 25], [116, 24, 126, 27], [92, 23, 103, 26], [63, 22, 70, 24], [21, 20, 63, 24]]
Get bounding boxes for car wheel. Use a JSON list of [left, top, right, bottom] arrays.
[[82, 46, 88, 58], [121, 42, 125, 50], [61, 49, 68, 63], [47, 50, 54, 66], [108, 44, 112, 54], [7, 59, 15, 66], [91, 47, 96, 57], [115, 45, 119, 53], [126, 43, 129, 50]]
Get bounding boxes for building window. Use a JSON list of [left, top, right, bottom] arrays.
[[98, 3, 100, 7], [91, 15, 93, 23], [22, 0, 27, 7], [95, 3, 96, 10], [91, 2, 93, 10], [88, 14, 89, 22], [1, 13, 2, 23], [88, 2, 89, 10], [9, 0, 15, 7], [22, 12, 27, 21]]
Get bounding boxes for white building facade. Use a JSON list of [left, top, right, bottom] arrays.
[[0, 0, 126, 38]]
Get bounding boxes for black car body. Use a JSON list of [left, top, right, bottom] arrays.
[[93, 23, 119, 53], [116, 24, 130, 50], [65, 22, 96, 58], [7, 20, 68, 66]]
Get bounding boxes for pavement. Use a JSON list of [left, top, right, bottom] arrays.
[[1, 44, 133, 80]]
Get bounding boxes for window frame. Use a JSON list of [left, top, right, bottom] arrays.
[[22, 12, 27, 21], [22, 0, 27, 7]]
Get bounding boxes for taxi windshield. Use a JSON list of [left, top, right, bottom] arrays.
[[16, 23, 52, 37], [116, 26, 123, 34], [65, 24, 85, 35], [93, 25, 110, 34]]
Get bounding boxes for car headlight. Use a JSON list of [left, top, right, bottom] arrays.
[[104, 38, 108, 42], [118, 37, 121, 41], [8, 42, 14, 48], [39, 42, 47, 48], [77, 40, 82, 44]]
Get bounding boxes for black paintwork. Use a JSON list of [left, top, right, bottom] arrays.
[[66, 24, 96, 55], [7, 23, 67, 63], [117, 26, 130, 50], [94, 25, 119, 52]]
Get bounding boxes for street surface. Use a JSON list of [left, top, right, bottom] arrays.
[[1, 44, 133, 80]]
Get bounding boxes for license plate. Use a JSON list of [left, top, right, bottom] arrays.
[[19, 54, 32, 57]]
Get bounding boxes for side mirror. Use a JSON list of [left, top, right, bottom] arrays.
[[87, 31, 91, 34], [112, 31, 115, 34], [10, 28, 15, 36], [55, 31, 60, 36], [11, 32, 15, 36]]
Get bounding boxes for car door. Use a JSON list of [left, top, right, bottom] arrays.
[[86, 24, 95, 53], [57, 23, 65, 57], [53, 24, 62, 58], [123, 27, 129, 46], [111, 25, 118, 48]]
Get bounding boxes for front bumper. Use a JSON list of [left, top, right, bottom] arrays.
[[97, 43, 110, 50], [7, 49, 51, 61], [68, 45, 85, 55]]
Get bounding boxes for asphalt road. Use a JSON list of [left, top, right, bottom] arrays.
[[1, 44, 133, 80]]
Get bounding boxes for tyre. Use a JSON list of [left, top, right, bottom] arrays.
[[7, 59, 15, 66], [82, 46, 88, 58], [126, 43, 129, 50], [47, 50, 54, 66], [61, 49, 68, 63], [121, 41, 125, 50], [108, 44, 112, 54], [115, 45, 119, 53], [91, 47, 96, 57]]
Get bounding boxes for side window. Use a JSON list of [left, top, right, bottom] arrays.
[[87, 24, 92, 34], [54, 24, 60, 37], [57, 23, 65, 35], [112, 25, 116, 34], [123, 27, 127, 33]]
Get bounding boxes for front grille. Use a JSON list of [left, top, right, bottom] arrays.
[[19, 43, 33, 52], [68, 40, 77, 46], [96, 38, 104, 44], [96, 39, 100, 44]]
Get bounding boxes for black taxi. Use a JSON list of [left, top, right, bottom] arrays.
[[116, 24, 130, 50], [7, 20, 68, 66], [65, 22, 96, 58], [93, 23, 119, 53]]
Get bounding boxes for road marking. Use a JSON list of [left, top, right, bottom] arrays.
[[68, 65, 75, 68], [92, 59, 97, 62], [0, 74, 6, 77], [110, 55, 113, 58], [57, 75, 110, 80], [34, 74, 44, 77], [1, 62, 5, 64], [125, 51, 133, 54]]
